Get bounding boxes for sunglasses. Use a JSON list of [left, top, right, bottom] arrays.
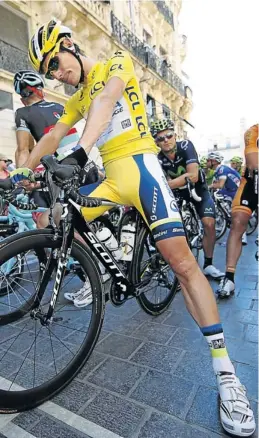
[[156, 132, 175, 143], [45, 56, 60, 80]]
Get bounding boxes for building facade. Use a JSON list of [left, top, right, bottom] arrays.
[[0, 0, 193, 161]]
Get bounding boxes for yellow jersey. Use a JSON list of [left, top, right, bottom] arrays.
[[58, 50, 159, 166], [244, 124, 258, 155]]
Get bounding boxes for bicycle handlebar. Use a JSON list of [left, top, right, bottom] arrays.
[[185, 178, 202, 202]]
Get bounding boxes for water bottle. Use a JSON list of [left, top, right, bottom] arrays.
[[120, 223, 136, 261], [96, 227, 123, 261]]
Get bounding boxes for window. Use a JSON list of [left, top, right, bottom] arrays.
[[143, 29, 152, 46], [0, 5, 28, 51], [0, 5, 30, 73], [0, 91, 13, 111], [146, 94, 156, 120], [162, 104, 170, 118]]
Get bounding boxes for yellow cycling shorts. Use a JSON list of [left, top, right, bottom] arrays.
[[81, 153, 184, 242]]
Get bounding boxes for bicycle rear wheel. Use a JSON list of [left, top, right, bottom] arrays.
[[131, 226, 178, 315], [0, 229, 104, 413], [247, 212, 258, 235]]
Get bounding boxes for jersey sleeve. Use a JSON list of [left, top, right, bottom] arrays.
[[179, 140, 199, 165], [58, 93, 83, 128], [215, 165, 227, 180], [244, 124, 258, 155], [15, 109, 30, 133], [106, 51, 134, 85]]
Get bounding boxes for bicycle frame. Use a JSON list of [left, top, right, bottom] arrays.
[[37, 199, 140, 323]]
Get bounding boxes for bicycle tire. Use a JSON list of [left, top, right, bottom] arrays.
[[215, 205, 228, 240], [131, 226, 178, 315], [246, 212, 258, 236], [0, 229, 104, 413]]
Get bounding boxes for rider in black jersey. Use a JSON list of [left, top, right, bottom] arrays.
[[14, 70, 80, 227], [153, 118, 224, 279]]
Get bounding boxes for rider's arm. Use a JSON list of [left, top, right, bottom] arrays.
[[210, 178, 226, 189], [25, 122, 71, 170], [167, 163, 199, 189], [210, 166, 226, 189], [15, 131, 34, 167], [79, 51, 134, 154], [79, 78, 126, 155], [15, 109, 34, 167]]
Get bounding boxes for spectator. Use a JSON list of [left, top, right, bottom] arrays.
[[0, 154, 12, 179]]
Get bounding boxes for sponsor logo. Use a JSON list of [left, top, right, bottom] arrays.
[[242, 200, 249, 205], [205, 207, 213, 212], [111, 51, 124, 59], [53, 112, 61, 119], [110, 63, 123, 72], [19, 118, 27, 128], [152, 187, 158, 215], [84, 231, 126, 292], [113, 101, 123, 116], [153, 230, 167, 239], [125, 86, 147, 138], [180, 140, 189, 150], [79, 89, 84, 101], [173, 228, 181, 232], [209, 339, 225, 349], [90, 81, 105, 98], [170, 200, 179, 212], [121, 119, 131, 129], [81, 105, 87, 114]]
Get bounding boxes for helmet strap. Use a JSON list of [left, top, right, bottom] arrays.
[[60, 46, 85, 87]]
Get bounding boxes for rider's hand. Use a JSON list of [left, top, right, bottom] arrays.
[[80, 160, 99, 185], [10, 168, 34, 184], [61, 144, 88, 168]]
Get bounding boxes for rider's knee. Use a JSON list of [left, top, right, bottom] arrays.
[[203, 218, 215, 234], [168, 250, 197, 280], [230, 214, 248, 234]]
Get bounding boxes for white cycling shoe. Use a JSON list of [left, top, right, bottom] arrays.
[[242, 233, 248, 246], [217, 277, 235, 297], [64, 280, 92, 307], [203, 265, 224, 279], [64, 273, 111, 308], [217, 373, 256, 437]]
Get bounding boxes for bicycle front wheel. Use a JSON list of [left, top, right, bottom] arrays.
[[0, 229, 104, 413], [131, 226, 178, 315]]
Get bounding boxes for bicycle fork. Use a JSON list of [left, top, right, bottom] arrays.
[[32, 206, 73, 325]]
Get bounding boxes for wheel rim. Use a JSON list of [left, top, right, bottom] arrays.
[[0, 242, 100, 401]]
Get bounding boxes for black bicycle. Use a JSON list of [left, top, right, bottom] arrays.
[[174, 181, 203, 261], [0, 156, 178, 413]]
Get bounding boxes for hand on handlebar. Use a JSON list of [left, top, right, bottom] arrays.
[[10, 168, 34, 184], [185, 177, 202, 202]]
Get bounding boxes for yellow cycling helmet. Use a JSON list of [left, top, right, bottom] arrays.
[[28, 19, 72, 73]]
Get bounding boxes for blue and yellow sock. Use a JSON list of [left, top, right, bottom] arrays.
[[201, 323, 235, 374]]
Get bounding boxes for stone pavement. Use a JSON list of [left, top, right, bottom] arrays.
[[0, 233, 258, 438]]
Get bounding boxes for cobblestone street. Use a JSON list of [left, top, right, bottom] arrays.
[[0, 234, 258, 438]]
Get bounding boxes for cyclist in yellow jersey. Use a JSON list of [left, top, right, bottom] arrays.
[[10, 20, 255, 436]]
